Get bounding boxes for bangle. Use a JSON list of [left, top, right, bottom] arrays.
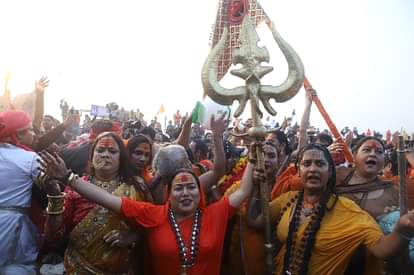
[[47, 193, 65, 199], [46, 207, 65, 215], [67, 173, 79, 188], [46, 192, 65, 215]]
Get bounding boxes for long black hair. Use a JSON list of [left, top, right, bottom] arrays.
[[127, 134, 153, 173], [283, 143, 338, 275]]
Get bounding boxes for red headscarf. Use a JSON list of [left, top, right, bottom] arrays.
[[0, 111, 33, 151]]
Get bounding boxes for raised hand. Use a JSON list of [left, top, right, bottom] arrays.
[[35, 76, 50, 93], [396, 210, 414, 239], [210, 112, 227, 137], [63, 113, 79, 128], [38, 150, 70, 180], [328, 141, 345, 165]]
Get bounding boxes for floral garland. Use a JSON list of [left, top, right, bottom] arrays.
[[218, 156, 248, 195]]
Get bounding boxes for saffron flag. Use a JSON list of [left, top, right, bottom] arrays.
[[209, 0, 270, 81], [156, 104, 165, 115]]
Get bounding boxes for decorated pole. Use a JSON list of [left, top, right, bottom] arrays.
[[397, 135, 412, 275], [4, 72, 11, 94], [303, 77, 354, 164], [398, 135, 408, 215], [202, 16, 304, 274]]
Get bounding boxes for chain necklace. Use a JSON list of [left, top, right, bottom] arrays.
[[302, 195, 320, 218], [92, 178, 120, 192], [168, 208, 202, 275]]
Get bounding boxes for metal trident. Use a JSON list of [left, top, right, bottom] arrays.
[[202, 16, 304, 131], [201, 16, 304, 275]]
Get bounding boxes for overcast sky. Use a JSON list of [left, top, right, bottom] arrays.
[[0, 0, 413, 133]]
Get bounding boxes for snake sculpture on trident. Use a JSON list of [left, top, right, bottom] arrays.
[[201, 16, 305, 275]]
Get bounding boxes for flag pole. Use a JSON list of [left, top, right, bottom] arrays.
[[303, 77, 354, 164], [202, 16, 304, 275], [3, 72, 11, 95]]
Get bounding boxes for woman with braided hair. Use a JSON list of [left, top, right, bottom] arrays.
[[248, 143, 414, 275]]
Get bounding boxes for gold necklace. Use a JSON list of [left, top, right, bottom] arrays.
[[93, 178, 120, 191]]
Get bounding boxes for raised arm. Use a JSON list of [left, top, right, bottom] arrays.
[[33, 77, 50, 130], [174, 112, 193, 148], [199, 113, 227, 192], [228, 162, 254, 208], [368, 211, 414, 259], [297, 88, 313, 151], [34, 114, 77, 152], [39, 151, 122, 213]]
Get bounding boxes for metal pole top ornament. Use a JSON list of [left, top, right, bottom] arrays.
[[202, 15, 305, 139], [202, 11, 305, 275]]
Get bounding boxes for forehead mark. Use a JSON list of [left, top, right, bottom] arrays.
[[173, 172, 195, 185], [137, 143, 151, 152], [97, 137, 116, 149]]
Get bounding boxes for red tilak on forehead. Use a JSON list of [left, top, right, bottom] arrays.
[[173, 172, 193, 184], [138, 143, 151, 152], [97, 137, 116, 148]]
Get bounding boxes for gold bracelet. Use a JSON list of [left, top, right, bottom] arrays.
[[47, 193, 66, 199], [46, 192, 65, 215], [47, 202, 65, 214], [46, 206, 65, 215], [67, 173, 79, 188]]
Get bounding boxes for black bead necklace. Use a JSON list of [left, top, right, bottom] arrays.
[[168, 208, 202, 275]]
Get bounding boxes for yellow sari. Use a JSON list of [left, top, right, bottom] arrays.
[[64, 183, 143, 275], [271, 191, 383, 275]]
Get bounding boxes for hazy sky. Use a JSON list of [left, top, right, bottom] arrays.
[[0, 0, 413, 133]]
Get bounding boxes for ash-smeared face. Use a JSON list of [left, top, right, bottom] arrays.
[[92, 136, 120, 174]]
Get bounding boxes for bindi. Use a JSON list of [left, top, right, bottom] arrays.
[[137, 143, 151, 152]]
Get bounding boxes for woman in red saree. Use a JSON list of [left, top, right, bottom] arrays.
[[43, 132, 149, 274]]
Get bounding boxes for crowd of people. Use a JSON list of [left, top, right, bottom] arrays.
[[1, 78, 414, 275]]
